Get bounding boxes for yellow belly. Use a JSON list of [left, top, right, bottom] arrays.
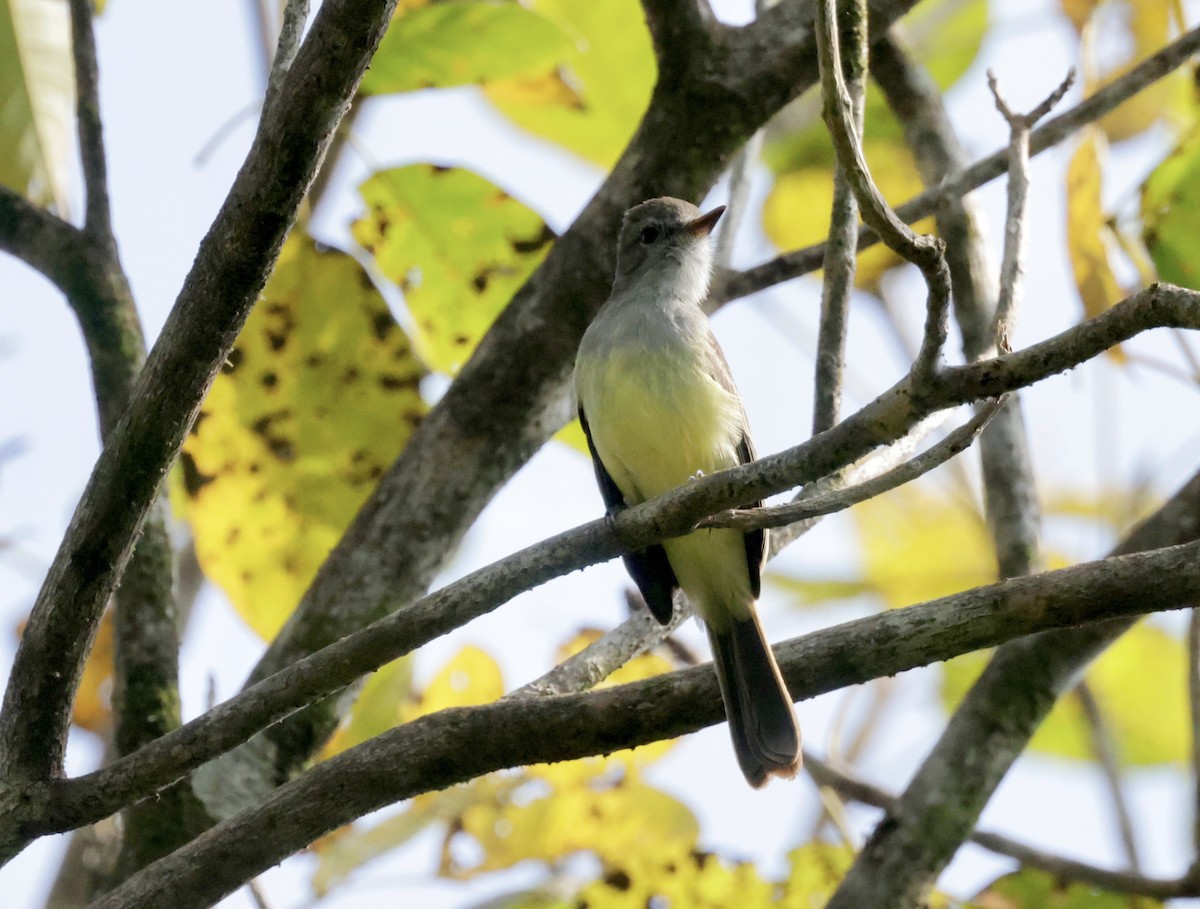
[[581, 349, 753, 628]]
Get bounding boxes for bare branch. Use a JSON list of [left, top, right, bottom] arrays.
[[806, 755, 1196, 900], [1076, 680, 1141, 871], [718, 25, 1200, 306], [825, 466, 1200, 909], [0, 0, 401, 785], [704, 399, 1003, 532], [815, 0, 950, 381], [80, 539, 1200, 909], [517, 413, 955, 699], [813, 0, 867, 433], [987, 68, 1076, 352], [265, 0, 310, 108], [67, 0, 114, 249]]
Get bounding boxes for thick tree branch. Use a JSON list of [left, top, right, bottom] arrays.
[[0, 0, 400, 785], [86, 539, 1200, 908], [719, 24, 1200, 305], [0, 283, 1190, 860]]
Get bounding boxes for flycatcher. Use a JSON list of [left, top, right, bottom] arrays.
[[574, 196, 802, 787]]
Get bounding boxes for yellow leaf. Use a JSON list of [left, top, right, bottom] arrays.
[[321, 656, 414, 759], [976, 866, 1165, 907], [178, 234, 427, 638], [400, 645, 506, 722], [72, 609, 114, 735], [942, 623, 1187, 765], [1066, 130, 1127, 359], [554, 416, 590, 456], [483, 0, 655, 168], [1097, 2, 1179, 142], [852, 485, 996, 609], [577, 844, 776, 909], [763, 142, 935, 293], [780, 842, 855, 907], [453, 777, 697, 877], [1058, 0, 1100, 31], [353, 165, 553, 375], [1142, 127, 1200, 290], [0, 0, 75, 212]]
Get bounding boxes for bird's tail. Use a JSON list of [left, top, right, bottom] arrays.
[[707, 612, 802, 788]]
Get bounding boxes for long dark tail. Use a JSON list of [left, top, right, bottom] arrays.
[[708, 612, 802, 788]]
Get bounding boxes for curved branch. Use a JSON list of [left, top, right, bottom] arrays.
[[0, 0, 401, 784], [87, 539, 1200, 908], [718, 24, 1200, 305]]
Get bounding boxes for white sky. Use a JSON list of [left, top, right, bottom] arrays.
[[3, 0, 1200, 906]]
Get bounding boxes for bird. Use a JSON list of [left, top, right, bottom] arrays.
[[574, 196, 801, 787]]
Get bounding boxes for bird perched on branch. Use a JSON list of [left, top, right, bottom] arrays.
[[574, 196, 801, 787]]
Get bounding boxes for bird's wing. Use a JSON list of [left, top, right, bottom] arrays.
[[579, 405, 679, 623], [706, 333, 766, 600]]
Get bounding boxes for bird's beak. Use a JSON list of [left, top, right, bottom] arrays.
[[686, 205, 726, 238]]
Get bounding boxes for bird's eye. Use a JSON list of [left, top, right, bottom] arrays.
[[639, 225, 660, 245]]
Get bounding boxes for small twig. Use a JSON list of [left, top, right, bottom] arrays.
[[67, 0, 114, 247], [1075, 680, 1141, 871], [987, 68, 1076, 353], [704, 399, 1004, 533], [805, 754, 1196, 900], [716, 25, 1200, 307], [265, 0, 311, 108], [814, 0, 950, 384], [812, 0, 867, 434]]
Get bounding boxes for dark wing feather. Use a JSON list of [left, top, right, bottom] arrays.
[[706, 334, 766, 600], [579, 406, 679, 623]]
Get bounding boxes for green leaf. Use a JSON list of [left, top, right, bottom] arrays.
[[975, 867, 1165, 907], [176, 234, 427, 638], [0, 0, 74, 211], [483, 0, 655, 168], [941, 624, 1188, 766], [1143, 129, 1200, 290], [900, 0, 990, 91], [362, 1, 573, 95], [353, 165, 553, 374]]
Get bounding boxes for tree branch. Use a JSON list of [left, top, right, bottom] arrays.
[[806, 755, 1197, 900], [704, 399, 1003, 532], [987, 68, 1076, 352], [812, 0, 867, 434], [825, 465, 1200, 909], [815, 0, 950, 382], [0, 282, 1190, 860], [0, 0, 400, 785], [718, 24, 1200, 306], [85, 539, 1200, 908]]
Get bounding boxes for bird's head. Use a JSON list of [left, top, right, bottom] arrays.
[[612, 197, 725, 300]]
